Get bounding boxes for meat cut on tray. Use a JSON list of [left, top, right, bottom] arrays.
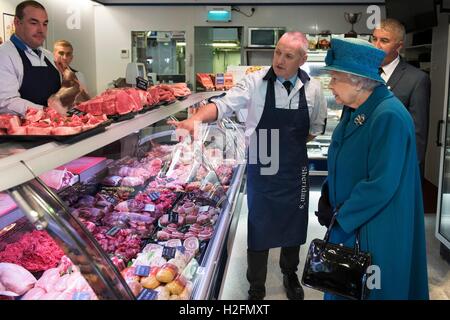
[[0, 108, 109, 136]]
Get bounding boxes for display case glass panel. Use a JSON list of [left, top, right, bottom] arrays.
[[0, 109, 245, 300]]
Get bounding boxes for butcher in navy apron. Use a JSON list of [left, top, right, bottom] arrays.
[[11, 35, 61, 106], [246, 67, 310, 300]]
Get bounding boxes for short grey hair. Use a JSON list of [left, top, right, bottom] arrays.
[[347, 74, 380, 91], [281, 31, 308, 55], [378, 18, 406, 43]]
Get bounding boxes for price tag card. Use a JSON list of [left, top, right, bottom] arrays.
[[168, 212, 179, 223], [196, 266, 205, 275], [136, 77, 149, 91], [162, 246, 177, 260], [199, 206, 210, 213], [106, 226, 121, 237], [137, 289, 158, 300], [134, 265, 151, 277], [149, 192, 160, 201], [176, 245, 186, 254], [72, 292, 91, 300], [67, 108, 87, 116], [144, 204, 155, 212]]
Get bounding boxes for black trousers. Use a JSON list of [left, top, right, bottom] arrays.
[[247, 246, 300, 297]]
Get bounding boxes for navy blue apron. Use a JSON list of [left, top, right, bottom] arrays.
[[247, 67, 310, 251], [12, 41, 61, 106]]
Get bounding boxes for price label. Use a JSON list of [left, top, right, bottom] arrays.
[[196, 266, 205, 275], [67, 108, 87, 116], [168, 212, 179, 223], [149, 192, 160, 201], [99, 192, 119, 205], [134, 265, 151, 277], [72, 292, 91, 300], [137, 289, 158, 300], [199, 206, 210, 213], [106, 226, 121, 237], [176, 245, 186, 254], [162, 246, 177, 260], [136, 77, 149, 91], [215, 73, 225, 86], [144, 204, 155, 212]]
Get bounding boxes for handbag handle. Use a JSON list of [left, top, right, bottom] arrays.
[[323, 208, 361, 254]]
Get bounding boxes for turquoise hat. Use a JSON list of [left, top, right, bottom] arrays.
[[322, 37, 386, 83]]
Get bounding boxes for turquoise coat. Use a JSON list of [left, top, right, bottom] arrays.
[[324, 85, 429, 300]]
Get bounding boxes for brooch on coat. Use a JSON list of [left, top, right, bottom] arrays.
[[354, 114, 366, 126]]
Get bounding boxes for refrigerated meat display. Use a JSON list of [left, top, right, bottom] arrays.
[[0, 92, 246, 300]]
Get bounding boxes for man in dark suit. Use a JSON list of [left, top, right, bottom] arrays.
[[371, 19, 431, 179]]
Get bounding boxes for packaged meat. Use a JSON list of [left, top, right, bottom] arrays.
[[140, 267, 160, 289], [154, 286, 170, 300], [189, 223, 204, 234], [0, 263, 37, 296], [75, 195, 96, 208], [126, 280, 143, 297], [101, 175, 123, 187], [171, 231, 185, 240], [121, 176, 145, 187], [156, 263, 178, 283], [21, 287, 46, 300], [114, 199, 145, 212], [167, 258, 186, 273], [150, 257, 167, 268], [198, 229, 213, 241], [185, 215, 197, 225], [121, 267, 140, 283], [181, 258, 199, 281], [179, 281, 193, 300], [157, 230, 171, 241], [165, 239, 182, 248], [72, 207, 105, 222], [166, 274, 187, 295], [183, 237, 199, 254], [38, 168, 76, 191]]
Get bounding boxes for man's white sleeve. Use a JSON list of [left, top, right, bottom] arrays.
[[213, 76, 252, 120], [0, 51, 43, 114], [309, 81, 327, 136]]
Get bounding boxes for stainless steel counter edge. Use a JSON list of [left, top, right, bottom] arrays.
[[191, 163, 246, 300], [0, 92, 220, 191]]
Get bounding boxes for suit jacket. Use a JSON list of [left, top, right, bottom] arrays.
[[387, 57, 431, 168]]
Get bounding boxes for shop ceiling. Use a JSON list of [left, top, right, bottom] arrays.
[[93, 0, 384, 5]]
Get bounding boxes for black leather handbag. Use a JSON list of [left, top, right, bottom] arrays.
[[301, 212, 372, 300]]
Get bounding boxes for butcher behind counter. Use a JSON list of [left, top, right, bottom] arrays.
[[0, 1, 89, 117]]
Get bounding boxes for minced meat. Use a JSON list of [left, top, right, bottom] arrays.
[[0, 231, 64, 272]]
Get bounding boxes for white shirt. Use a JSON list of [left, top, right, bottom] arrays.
[[380, 55, 400, 83], [0, 40, 60, 115], [214, 67, 327, 145]]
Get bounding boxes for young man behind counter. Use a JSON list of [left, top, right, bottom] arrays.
[[53, 39, 89, 96]]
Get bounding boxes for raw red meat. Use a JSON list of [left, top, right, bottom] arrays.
[[25, 108, 45, 123], [51, 126, 82, 135], [3, 108, 107, 136], [0, 231, 64, 272], [26, 125, 53, 135], [8, 126, 27, 135]]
